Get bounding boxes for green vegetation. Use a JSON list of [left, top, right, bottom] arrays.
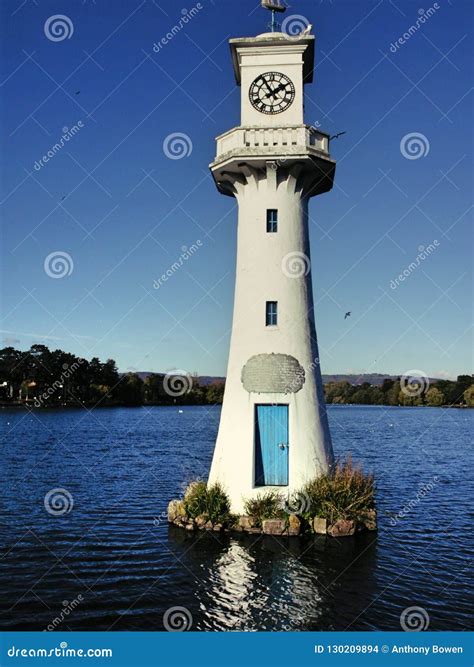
[[302, 457, 375, 524], [243, 490, 285, 527], [239, 459, 375, 529], [324, 376, 473, 407], [182, 481, 208, 518], [183, 481, 234, 526], [463, 385, 474, 407], [0, 345, 224, 407], [1, 345, 471, 408]]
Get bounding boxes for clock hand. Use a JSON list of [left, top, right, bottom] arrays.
[[271, 83, 286, 96], [262, 78, 274, 97], [263, 83, 286, 101]]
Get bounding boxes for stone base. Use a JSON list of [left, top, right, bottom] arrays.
[[166, 501, 377, 538], [327, 519, 356, 537]]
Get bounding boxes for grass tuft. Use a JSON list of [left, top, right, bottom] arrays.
[[243, 490, 285, 527], [303, 456, 375, 524], [183, 480, 233, 526]]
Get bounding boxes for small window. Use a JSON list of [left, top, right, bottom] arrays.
[[266, 301, 278, 326], [266, 209, 278, 233]]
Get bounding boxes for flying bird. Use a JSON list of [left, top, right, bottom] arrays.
[[344, 311, 351, 319], [75, 91, 80, 95], [330, 131, 346, 140]]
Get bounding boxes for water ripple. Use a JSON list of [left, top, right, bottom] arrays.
[[0, 405, 472, 631]]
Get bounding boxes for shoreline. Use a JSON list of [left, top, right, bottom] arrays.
[[0, 402, 470, 410]]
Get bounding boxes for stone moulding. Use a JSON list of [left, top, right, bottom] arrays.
[[241, 352, 305, 394], [167, 500, 377, 538]]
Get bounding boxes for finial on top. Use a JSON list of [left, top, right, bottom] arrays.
[[261, 0, 287, 33]]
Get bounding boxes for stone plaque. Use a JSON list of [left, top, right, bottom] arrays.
[[241, 353, 305, 394]]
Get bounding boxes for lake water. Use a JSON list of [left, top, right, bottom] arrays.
[[0, 405, 472, 631]]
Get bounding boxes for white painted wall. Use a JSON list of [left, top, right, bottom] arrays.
[[207, 33, 334, 514], [208, 164, 334, 513]]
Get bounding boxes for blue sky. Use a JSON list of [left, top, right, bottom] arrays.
[[1, 0, 472, 379]]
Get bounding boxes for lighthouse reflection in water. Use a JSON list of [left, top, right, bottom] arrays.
[[169, 526, 377, 631]]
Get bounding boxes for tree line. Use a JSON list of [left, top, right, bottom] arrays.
[[0, 345, 224, 407], [323, 377, 473, 407], [0, 345, 471, 408]]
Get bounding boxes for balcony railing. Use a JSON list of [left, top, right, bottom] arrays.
[[214, 125, 329, 163]]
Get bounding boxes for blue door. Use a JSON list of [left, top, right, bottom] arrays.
[[255, 404, 289, 486]]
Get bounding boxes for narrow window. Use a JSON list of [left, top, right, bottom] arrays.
[[266, 209, 278, 233], [266, 301, 278, 326]]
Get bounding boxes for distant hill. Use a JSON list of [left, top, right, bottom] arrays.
[[323, 373, 416, 386], [322, 374, 446, 385], [130, 372, 225, 385], [129, 372, 442, 386]]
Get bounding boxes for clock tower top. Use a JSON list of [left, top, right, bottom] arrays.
[[229, 32, 315, 127], [210, 26, 334, 199]]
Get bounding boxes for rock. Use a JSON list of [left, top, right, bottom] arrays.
[[313, 517, 328, 534], [363, 509, 377, 531], [262, 519, 286, 535], [195, 514, 209, 529], [327, 519, 356, 537], [287, 514, 301, 536], [212, 523, 223, 532], [204, 520, 213, 530], [185, 523, 195, 531], [168, 499, 186, 523], [238, 516, 256, 531]]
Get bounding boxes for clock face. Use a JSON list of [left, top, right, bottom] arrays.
[[249, 71, 295, 115]]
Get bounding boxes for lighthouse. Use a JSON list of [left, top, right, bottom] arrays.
[[207, 13, 336, 514]]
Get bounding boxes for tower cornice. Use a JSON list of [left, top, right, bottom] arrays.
[[210, 124, 335, 198], [211, 157, 335, 199], [230, 34, 315, 84]]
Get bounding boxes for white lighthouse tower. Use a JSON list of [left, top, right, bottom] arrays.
[[208, 10, 336, 514]]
